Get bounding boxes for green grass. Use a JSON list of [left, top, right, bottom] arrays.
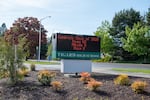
[[24, 61, 60, 65], [114, 60, 141, 64], [112, 68, 150, 74]]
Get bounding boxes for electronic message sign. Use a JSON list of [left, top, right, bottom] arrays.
[[52, 33, 100, 60]]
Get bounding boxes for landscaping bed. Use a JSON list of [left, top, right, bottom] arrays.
[[0, 70, 150, 100]]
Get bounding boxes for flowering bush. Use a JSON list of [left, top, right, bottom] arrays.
[[38, 70, 56, 85], [131, 81, 148, 93], [79, 72, 91, 84], [114, 74, 130, 85], [87, 80, 103, 91], [51, 81, 63, 92]]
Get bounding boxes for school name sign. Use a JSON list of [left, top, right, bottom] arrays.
[[52, 33, 100, 60]]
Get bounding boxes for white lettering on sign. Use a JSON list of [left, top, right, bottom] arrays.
[[58, 52, 99, 59]]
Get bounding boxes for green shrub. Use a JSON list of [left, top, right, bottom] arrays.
[[38, 70, 56, 86], [114, 74, 130, 85], [93, 56, 112, 62], [30, 63, 36, 71]]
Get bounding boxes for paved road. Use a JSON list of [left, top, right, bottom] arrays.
[[24, 62, 150, 78], [92, 63, 150, 78], [93, 63, 150, 69]]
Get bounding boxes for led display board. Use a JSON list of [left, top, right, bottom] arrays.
[[52, 33, 100, 60]]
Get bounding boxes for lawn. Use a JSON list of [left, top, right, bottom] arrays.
[[112, 68, 150, 74]]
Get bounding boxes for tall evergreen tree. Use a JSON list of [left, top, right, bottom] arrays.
[[146, 8, 150, 26], [109, 8, 143, 60]]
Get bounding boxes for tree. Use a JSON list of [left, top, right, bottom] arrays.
[[110, 8, 142, 37], [94, 21, 115, 57], [41, 44, 48, 59], [146, 8, 150, 26], [4, 17, 47, 59], [0, 36, 25, 84], [122, 22, 150, 62], [47, 43, 52, 56], [109, 8, 143, 60]]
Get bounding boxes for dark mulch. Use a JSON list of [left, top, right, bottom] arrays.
[[0, 70, 150, 100]]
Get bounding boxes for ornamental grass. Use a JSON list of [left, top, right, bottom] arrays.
[[79, 72, 91, 84], [38, 70, 56, 86], [51, 81, 63, 92], [131, 81, 148, 93], [114, 74, 130, 85], [87, 80, 103, 91]]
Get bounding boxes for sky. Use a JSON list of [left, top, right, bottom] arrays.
[[0, 0, 150, 37]]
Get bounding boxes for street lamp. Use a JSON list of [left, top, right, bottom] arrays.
[[38, 16, 51, 61]]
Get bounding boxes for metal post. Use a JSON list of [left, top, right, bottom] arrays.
[[38, 16, 51, 61], [15, 45, 17, 62], [38, 22, 41, 61]]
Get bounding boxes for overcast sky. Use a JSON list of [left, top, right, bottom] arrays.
[[0, 0, 149, 37]]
